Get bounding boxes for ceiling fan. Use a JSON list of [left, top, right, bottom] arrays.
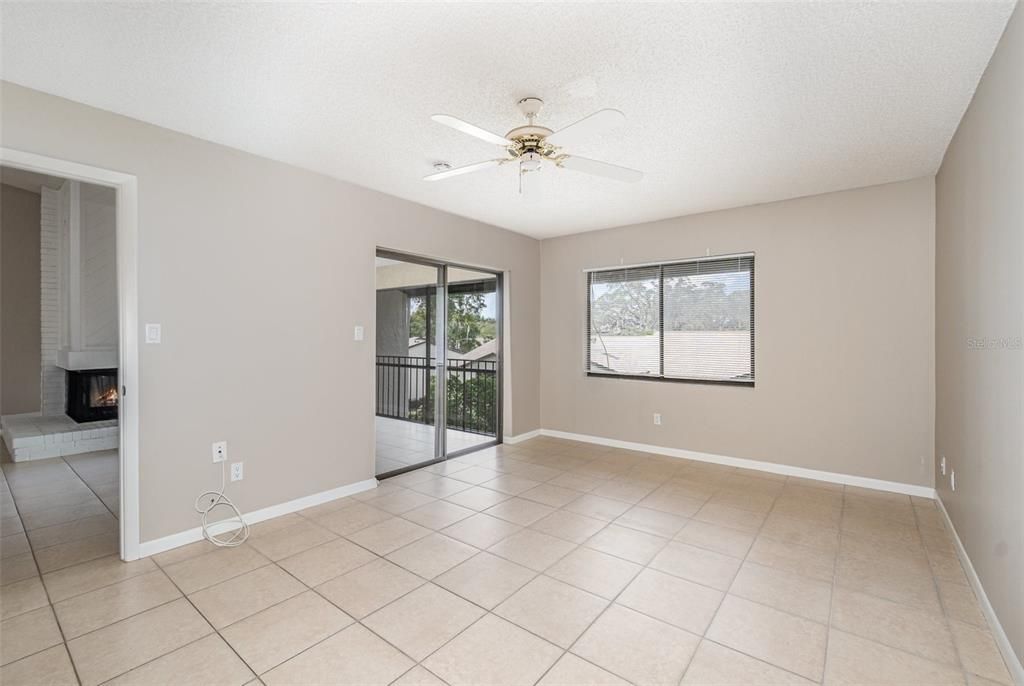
[[424, 97, 643, 192]]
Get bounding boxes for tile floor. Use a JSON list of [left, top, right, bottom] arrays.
[[375, 417, 493, 475], [0, 437, 1014, 685], [62, 451, 120, 516]]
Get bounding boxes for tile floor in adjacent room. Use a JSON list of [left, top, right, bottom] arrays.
[[0, 437, 1014, 685], [375, 417, 493, 475]]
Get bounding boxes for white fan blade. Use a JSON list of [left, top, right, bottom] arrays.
[[423, 159, 504, 181], [546, 109, 625, 148], [431, 114, 513, 147], [559, 155, 643, 183]]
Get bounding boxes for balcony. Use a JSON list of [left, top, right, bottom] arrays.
[[375, 355, 497, 474]]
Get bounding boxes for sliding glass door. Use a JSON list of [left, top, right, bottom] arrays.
[[374, 255, 443, 475], [443, 268, 500, 456], [375, 251, 502, 478]]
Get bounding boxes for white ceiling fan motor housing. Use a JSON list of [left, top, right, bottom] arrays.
[[508, 97, 553, 140], [517, 96, 544, 120]]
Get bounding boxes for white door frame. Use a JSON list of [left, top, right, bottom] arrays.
[[1, 147, 141, 560]]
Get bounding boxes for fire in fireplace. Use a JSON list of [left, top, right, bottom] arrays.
[[66, 369, 119, 423]]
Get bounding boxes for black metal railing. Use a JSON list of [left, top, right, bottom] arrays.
[[445, 358, 498, 436], [375, 355, 497, 436], [376, 355, 434, 424]]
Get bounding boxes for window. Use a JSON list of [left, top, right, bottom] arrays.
[[586, 254, 754, 384]]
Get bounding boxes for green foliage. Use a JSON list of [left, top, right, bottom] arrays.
[[445, 370, 497, 435], [407, 369, 497, 436], [407, 292, 496, 354], [591, 276, 751, 335], [400, 284, 498, 437], [408, 296, 427, 340], [663, 277, 751, 331], [590, 280, 659, 336]]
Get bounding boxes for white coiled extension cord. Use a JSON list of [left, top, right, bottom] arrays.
[[194, 461, 249, 547]]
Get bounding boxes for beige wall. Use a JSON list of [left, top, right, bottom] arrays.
[[935, 4, 1023, 668], [1, 183, 42, 415], [541, 177, 936, 487], [0, 82, 541, 541], [375, 263, 486, 290]]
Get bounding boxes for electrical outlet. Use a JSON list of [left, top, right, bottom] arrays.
[[653, 413, 662, 426], [230, 462, 244, 482], [950, 470, 955, 491], [940, 455, 946, 475], [212, 441, 227, 463]]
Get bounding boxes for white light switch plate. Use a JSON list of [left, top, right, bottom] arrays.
[[354, 325, 364, 341], [145, 323, 162, 344]]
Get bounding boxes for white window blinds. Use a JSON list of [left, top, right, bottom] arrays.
[[586, 254, 754, 384]]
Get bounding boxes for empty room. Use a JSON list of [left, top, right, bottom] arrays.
[[0, 2, 1020, 685]]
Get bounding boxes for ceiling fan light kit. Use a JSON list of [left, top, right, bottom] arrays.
[[425, 96, 644, 191]]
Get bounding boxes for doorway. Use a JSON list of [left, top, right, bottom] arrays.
[[0, 148, 139, 560], [374, 250, 502, 478]]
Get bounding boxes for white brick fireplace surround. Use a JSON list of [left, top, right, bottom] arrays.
[[0, 413, 117, 461], [40, 184, 64, 415]]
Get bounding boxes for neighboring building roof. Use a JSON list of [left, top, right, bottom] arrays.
[[407, 338, 497, 361], [460, 339, 497, 361]]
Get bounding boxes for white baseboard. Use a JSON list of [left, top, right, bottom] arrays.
[[536, 429, 936, 499], [504, 429, 541, 444], [935, 497, 1024, 685], [137, 478, 379, 559]]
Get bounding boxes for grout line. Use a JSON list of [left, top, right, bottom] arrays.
[[912, 498, 974, 684], [3, 442, 971, 686], [273, 558, 441, 671], [677, 473, 807, 684], [92, 632, 230, 685], [29, 556, 151, 606], [160, 556, 275, 593], [818, 489, 846, 685], [18, 514, 118, 553], [530, 540, 649, 683], [700, 635, 828, 685], [59, 594, 183, 643], [145, 563, 257, 682], [1, 460, 85, 686], [4, 489, 108, 526], [827, 490, 979, 677], [60, 455, 119, 520], [530, 464, 714, 683], [267, 487, 621, 680], [21, 531, 118, 575]]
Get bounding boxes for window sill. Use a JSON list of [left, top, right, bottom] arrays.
[[585, 372, 755, 387]]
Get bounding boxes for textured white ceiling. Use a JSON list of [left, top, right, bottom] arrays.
[[0, 2, 1014, 238]]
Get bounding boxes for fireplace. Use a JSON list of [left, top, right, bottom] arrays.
[[66, 369, 119, 423]]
